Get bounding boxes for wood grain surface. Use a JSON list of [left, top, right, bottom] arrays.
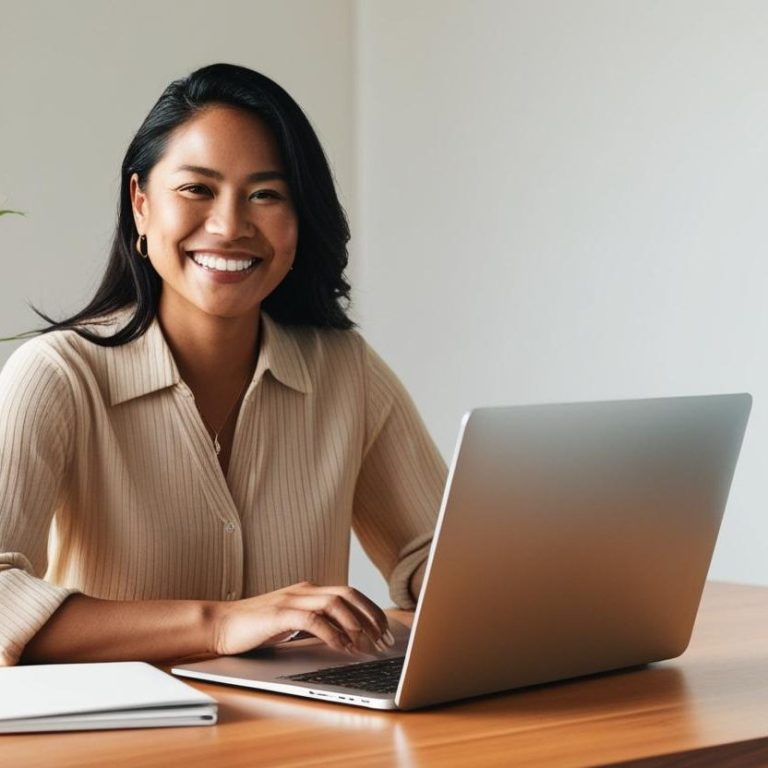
[[3, 581, 768, 767]]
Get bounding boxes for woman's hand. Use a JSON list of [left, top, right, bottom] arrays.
[[210, 581, 395, 657]]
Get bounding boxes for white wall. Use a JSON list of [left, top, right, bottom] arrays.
[[357, 0, 768, 585]]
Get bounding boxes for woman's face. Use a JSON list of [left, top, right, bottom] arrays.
[[130, 105, 298, 325]]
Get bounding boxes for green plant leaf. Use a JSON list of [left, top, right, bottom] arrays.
[[0, 209, 26, 217]]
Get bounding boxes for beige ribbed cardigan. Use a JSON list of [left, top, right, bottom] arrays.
[[0, 311, 446, 666]]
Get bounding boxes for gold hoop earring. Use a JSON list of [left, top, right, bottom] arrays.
[[136, 234, 148, 259]]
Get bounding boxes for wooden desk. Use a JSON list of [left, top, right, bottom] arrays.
[[4, 581, 768, 767]]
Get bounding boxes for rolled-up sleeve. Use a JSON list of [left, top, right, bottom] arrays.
[[0, 341, 79, 665], [352, 343, 447, 609]]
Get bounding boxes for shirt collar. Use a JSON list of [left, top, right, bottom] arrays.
[[254, 312, 313, 395], [107, 309, 312, 407]]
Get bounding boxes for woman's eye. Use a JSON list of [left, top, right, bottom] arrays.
[[250, 189, 282, 201], [177, 185, 284, 201], [180, 184, 210, 196]]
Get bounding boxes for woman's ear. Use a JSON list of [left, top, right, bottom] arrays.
[[129, 173, 148, 231]]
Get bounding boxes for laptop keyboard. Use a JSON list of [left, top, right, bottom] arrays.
[[280, 656, 405, 694]]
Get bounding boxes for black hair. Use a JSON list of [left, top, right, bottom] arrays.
[[34, 63, 353, 346]]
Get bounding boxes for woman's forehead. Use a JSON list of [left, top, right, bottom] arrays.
[[156, 106, 284, 176]]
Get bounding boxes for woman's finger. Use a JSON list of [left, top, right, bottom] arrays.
[[319, 585, 393, 645], [285, 594, 388, 652], [277, 582, 394, 648], [276, 608, 356, 653]]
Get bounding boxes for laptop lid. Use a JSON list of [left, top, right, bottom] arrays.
[[395, 393, 751, 709]]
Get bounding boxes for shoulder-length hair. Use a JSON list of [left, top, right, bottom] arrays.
[[37, 63, 353, 346]]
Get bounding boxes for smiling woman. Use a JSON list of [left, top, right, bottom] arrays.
[[131, 107, 299, 327], [0, 64, 446, 667]]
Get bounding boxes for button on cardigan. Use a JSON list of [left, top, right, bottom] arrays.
[[0, 310, 446, 665]]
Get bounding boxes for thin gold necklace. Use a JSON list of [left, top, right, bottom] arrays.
[[197, 373, 253, 456]]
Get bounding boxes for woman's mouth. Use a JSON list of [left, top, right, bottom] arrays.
[[188, 252, 262, 273]]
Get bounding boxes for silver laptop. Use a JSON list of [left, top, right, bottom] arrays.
[[173, 393, 751, 710]]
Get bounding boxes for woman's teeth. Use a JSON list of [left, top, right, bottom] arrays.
[[191, 253, 258, 272]]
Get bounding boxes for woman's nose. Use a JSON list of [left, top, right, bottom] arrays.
[[205, 195, 255, 240]]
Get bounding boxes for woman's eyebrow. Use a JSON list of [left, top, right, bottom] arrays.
[[172, 164, 286, 182]]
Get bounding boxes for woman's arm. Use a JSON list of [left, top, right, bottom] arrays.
[[353, 341, 446, 610], [21, 581, 394, 664], [21, 594, 212, 664], [0, 342, 81, 665]]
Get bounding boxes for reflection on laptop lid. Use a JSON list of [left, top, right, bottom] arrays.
[[173, 393, 751, 711]]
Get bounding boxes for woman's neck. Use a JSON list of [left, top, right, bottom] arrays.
[[157, 296, 261, 398]]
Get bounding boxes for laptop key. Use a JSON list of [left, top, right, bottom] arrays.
[[281, 656, 406, 694]]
